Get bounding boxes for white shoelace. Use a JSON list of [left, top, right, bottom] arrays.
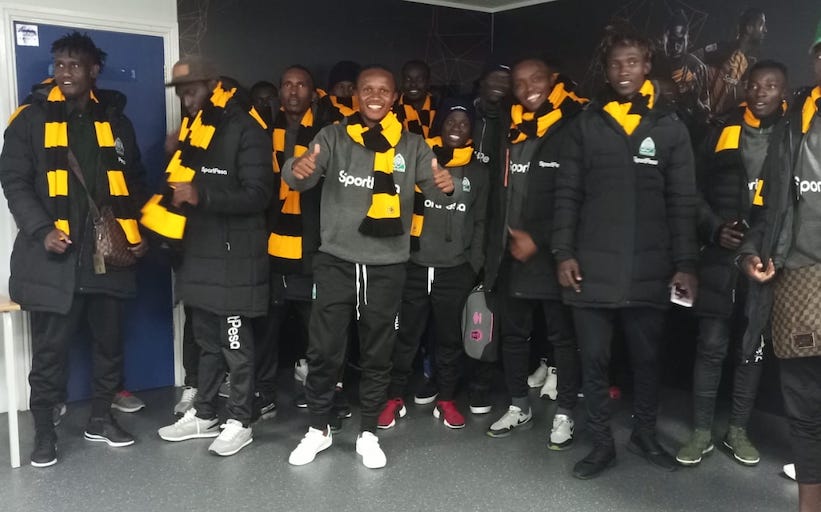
[[181, 387, 196, 402], [220, 419, 244, 440]]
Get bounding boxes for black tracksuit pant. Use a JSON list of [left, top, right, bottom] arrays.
[[29, 294, 123, 431], [389, 262, 476, 401], [182, 305, 199, 387], [495, 265, 580, 412], [191, 308, 255, 426], [572, 306, 666, 446], [306, 252, 406, 433]]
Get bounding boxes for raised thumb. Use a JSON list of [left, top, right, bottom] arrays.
[[432, 157, 440, 172], [311, 143, 321, 157]]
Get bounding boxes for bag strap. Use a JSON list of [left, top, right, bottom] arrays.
[[66, 149, 101, 219]]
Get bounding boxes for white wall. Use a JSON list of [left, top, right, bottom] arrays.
[[0, 0, 179, 413]]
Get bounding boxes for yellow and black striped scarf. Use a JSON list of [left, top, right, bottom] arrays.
[[396, 93, 435, 137], [801, 86, 821, 135], [317, 88, 359, 124], [267, 105, 321, 268], [602, 80, 655, 136], [140, 82, 236, 240], [42, 83, 141, 243], [509, 81, 586, 143], [426, 136, 473, 167], [347, 111, 404, 237]]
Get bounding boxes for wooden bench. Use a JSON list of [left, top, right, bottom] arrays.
[[1, 295, 22, 468]]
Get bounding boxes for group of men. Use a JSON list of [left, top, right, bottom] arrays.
[[2, 13, 821, 510]]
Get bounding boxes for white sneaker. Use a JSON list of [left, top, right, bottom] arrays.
[[289, 426, 332, 466], [783, 463, 796, 481], [174, 386, 197, 417], [294, 359, 309, 384], [356, 431, 387, 469], [527, 359, 549, 388], [158, 408, 219, 441], [548, 413, 575, 450], [487, 405, 533, 438], [208, 419, 253, 456], [539, 366, 558, 400]]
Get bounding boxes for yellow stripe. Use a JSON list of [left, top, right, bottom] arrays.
[[211, 84, 235, 108], [268, 233, 302, 259], [54, 219, 69, 235], [282, 192, 301, 214], [107, 170, 129, 196], [189, 120, 216, 149], [752, 179, 765, 206], [44, 122, 68, 147], [47, 169, 69, 197], [94, 121, 115, 147], [7, 104, 30, 126], [248, 107, 266, 129], [374, 150, 394, 173], [166, 152, 196, 182], [116, 218, 142, 244], [367, 193, 400, 219], [714, 125, 741, 152], [802, 87, 821, 134], [140, 195, 186, 239], [410, 214, 424, 237]]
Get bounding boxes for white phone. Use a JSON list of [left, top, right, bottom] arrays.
[[670, 285, 693, 308]]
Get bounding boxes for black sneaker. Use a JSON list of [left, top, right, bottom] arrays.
[[294, 387, 308, 409], [414, 378, 439, 405], [329, 414, 343, 434], [84, 416, 135, 447], [30, 432, 57, 468], [469, 389, 492, 415], [252, 392, 278, 422], [333, 387, 352, 419]]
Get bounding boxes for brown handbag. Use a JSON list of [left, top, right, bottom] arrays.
[[66, 150, 137, 269], [771, 264, 821, 358]]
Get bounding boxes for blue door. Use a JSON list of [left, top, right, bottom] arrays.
[[12, 22, 174, 400]]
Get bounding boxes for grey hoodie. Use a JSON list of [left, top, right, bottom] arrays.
[[283, 123, 456, 265]]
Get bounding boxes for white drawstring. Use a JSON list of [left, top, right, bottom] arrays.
[[427, 266, 435, 295], [354, 263, 369, 320]]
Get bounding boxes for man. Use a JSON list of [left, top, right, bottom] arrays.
[[284, 66, 455, 469], [327, 60, 360, 99], [379, 99, 488, 430], [553, 25, 698, 479], [677, 61, 788, 468], [395, 60, 437, 138], [249, 80, 278, 132], [696, 8, 767, 115], [148, 56, 272, 457], [0, 32, 148, 467], [465, 63, 511, 415], [739, 23, 821, 511], [483, 58, 586, 450], [253, 65, 328, 419]]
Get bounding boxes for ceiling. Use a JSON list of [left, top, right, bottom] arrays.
[[401, 0, 558, 14]]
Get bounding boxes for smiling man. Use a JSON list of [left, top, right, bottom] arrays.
[[395, 60, 437, 137], [677, 60, 789, 469], [0, 32, 149, 467], [148, 56, 272, 458], [283, 65, 455, 469], [553, 25, 698, 479], [483, 57, 586, 448]]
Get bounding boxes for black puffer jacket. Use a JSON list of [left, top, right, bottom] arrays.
[[175, 98, 273, 318], [0, 85, 146, 314], [485, 118, 575, 300], [694, 106, 778, 317], [552, 89, 698, 308]]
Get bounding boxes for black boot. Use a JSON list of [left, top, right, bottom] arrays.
[[627, 430, 677, 471], [573, 442, 616, 479], [84, 414, 135, 447], [31, 430, 57, 468]]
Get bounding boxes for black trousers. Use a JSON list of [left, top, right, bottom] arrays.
[[495, 264, 580, 411], [191, 308, 255, 426], [306, 252, 406, 432], [389, 262, 475, 401], [780, 356, 821, 484], [29, 294, 123, 431], [572, 306, 666, 446], [692, 315, 764, 430], [253, 272, 312, 396], [182, 305, 199, 387]]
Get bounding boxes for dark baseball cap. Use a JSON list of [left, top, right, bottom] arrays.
[[166, 56, 218, 86]]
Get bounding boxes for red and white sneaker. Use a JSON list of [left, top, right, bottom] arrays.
[[433, 400, 465, 429], [377, 397, 406, 429]]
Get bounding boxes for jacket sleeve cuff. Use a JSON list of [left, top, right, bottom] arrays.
[[675, 261, 697, 274], [33, 225, 53, 243], [551, 248, 574, 262]]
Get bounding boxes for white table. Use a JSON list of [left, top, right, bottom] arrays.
[[1, 296, 21, 468]]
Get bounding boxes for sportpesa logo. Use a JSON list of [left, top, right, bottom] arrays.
[[795, 177, 821, 194], [338, 170, 400, 192], [509, 162, 530, 174]]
